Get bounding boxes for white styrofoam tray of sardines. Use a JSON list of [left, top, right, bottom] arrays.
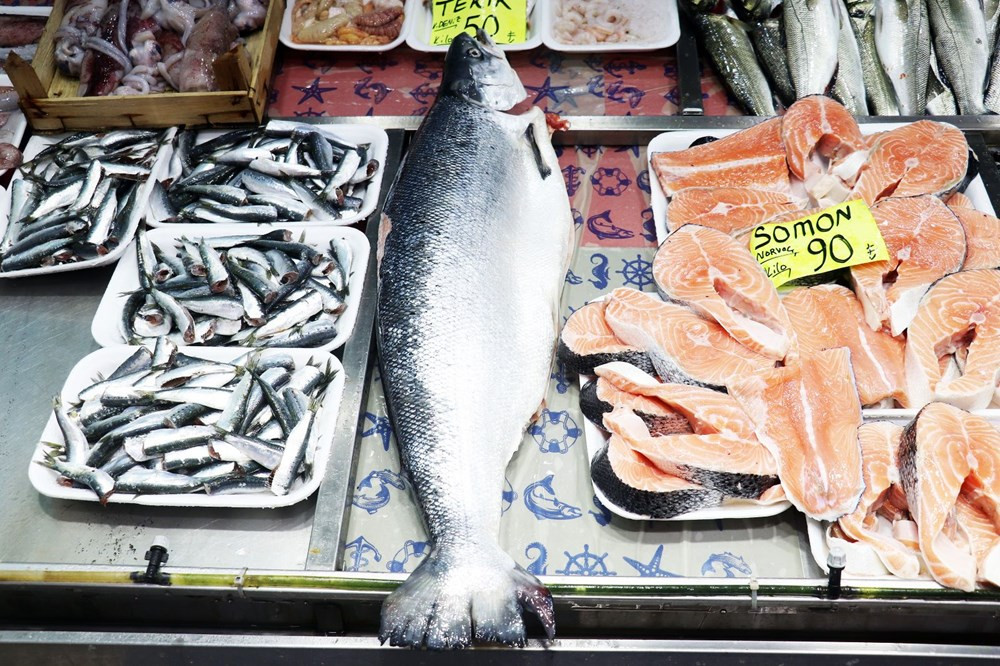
[[28, 345, 346, 508], [147, 122, 389, 229], [0, 130, 173, 278], [90, 224, 370, 352], [647, 122, 997, 243]]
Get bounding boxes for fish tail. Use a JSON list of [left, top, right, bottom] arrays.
[[379, 547, 554, 649]]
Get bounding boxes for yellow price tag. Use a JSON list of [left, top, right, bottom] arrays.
[[430, 0, 528, 47], [749, 199, 889, 288]]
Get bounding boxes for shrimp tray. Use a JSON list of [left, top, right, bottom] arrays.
[[3, 0, 283, 132]]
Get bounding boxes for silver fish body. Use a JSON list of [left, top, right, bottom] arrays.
[[785, 0, 840, 96], [926, 0, 988, 114], [376, 32, 569, 649], [927, 45, 959, 114], [848, 0, 900, 114], [694, 13, 776, 115], [832, 0, 870, 114], [751, 18, 796, 105], [875, 0, 930, 114]]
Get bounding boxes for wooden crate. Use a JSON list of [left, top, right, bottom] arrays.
[[6, 0, 284, 131]]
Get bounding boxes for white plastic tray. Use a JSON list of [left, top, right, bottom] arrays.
[[0, 74, 26, 181], [149, 123, 389, 228], [279, 0, 413, 52], [541, 0, 679, 53], [0, 5, 51, 16], [27, 345, 346, 508], [405, 0, 542, 52], [90, 224, 370, 352], [0, 131, 173, 278], [648, 122, 998, 243], [580, 375, 792, 522]]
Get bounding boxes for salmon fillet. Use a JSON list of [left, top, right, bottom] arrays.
[[899, 403, 981, 591], [594, 361, 758, 440], [836, 422, 921, 578], [654, 225, 795, 360], [850, 121, 969, 205], [783, 284, 907, 406], [603, 287, 775, 390], [590, 433, 723, 519], [579, 377, 693, 437], [603, 406, 779, 500], [651, 118, 791, 197], [558, 300, 655, 375], [949, 206, 1000, 270], [850, 196, 967, 336], [905, 269, 1000, 410], [727, 347, 864, 521], [665, 187, 801, 235]]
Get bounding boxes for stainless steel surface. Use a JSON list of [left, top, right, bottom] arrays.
[[305, 130, 405, 571]]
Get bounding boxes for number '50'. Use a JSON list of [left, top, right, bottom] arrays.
[[807, 235, 854, 272], [465, 14, 501, 35]]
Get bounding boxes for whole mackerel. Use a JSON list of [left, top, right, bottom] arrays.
[[926, 0, 989, 115], [875, 0, 930, 115], [376, 31, 572, 649], [784, 0, 840, 96]]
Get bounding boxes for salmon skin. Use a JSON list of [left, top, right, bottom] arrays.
[[665, 187, 801, 235], [836, 422, 921, 578], [603, 287, 774, 390], [850, 121, 969, 205], [650, 118, 791, 197], [579, 377, 693, 437], [949, 205, 1000, 270], [728, 347, 864, 521], [783, 284, 907, 406], [557, 300, 655, 376], [376, 31, 571, 649], [905, 269, 1000, 410], [850, 195, 966, 337], [654, 225, 794, 360]]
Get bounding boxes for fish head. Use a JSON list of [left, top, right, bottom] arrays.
[[440, 29, 526, 110]]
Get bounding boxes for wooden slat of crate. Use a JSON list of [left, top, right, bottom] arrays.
[[7, 0, 283, 131]]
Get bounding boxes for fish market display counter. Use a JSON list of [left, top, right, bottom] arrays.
[[1, 119, 1000, 664]]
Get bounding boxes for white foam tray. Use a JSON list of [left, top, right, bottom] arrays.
[[28, 345, 346, 508], [149, 123, 389, 228], [0, 5, 51, 16], [90, 224, 370, 352], [541, 0, 678, 53], [405, 0, 542, 52], [279, 0, 414, 52], [0, 130, 173, 278], [648, 122, 998, 243]]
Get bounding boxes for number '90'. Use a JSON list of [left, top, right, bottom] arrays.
[[807, 234, 854, 272]]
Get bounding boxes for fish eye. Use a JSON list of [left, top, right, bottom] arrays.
[[468, 48, 482, 58]]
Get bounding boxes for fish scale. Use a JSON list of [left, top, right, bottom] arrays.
[[784, 0, 840, 97]]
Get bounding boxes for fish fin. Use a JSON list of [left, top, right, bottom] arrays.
[[379, 546, 554, 649], [524, 123, 552, 180]]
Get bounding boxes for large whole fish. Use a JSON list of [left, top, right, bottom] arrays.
[[926, 0, 989, 115], [875, 0, 930, 115], [692, 12, 776, 116], [376, 31, 572, 649], [831, 0, 869, 114], [751, 18, 796, 105], [848, 0, 899, 115], [784, 0, 840, 97]]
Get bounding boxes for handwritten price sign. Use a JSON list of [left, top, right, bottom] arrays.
[[430, 0, 528, 46], [749, 199, 889, 288]]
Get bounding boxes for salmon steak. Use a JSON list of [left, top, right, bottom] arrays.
[[603, 407, 779, 500], [781, 96, 868, 204], [603, 287, 775, 390], [727, 347, 864, 521], [954, 497, 1000, 587], [905, 269, 1000, 410], [650, 118, 791, 197], [949, 205, 1000, 270], [590, 431, 723, 519], [665, 187, 801, 235], [850, 196, 966, 336], [558, 300, 655, 376], [836, 422, 921, 578], [594, 362, 758, 441], [579, 377, 692, 437], [899, 403, 990, 591], [947, 192, 976, 209], [654, 224, 794, 360], [782, 284, 907, 406], [850, 121, 969, 205]]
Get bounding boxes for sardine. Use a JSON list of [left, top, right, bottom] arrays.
[[875, 0, 930, 115], [693, 13, 776, 115], [926, 0, 987, 114], [831, 0, 869, 114], [376, 31, 568, 649], [848, 0, 899, 114], [750, 18, 796, 105], [785, 0, 840, 96]]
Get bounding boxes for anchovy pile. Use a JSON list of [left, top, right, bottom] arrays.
[[121, 227, 351, 348], [0, 128, 173, 273], [37, 339, 335, 503], [147, 121, 380, 225]]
